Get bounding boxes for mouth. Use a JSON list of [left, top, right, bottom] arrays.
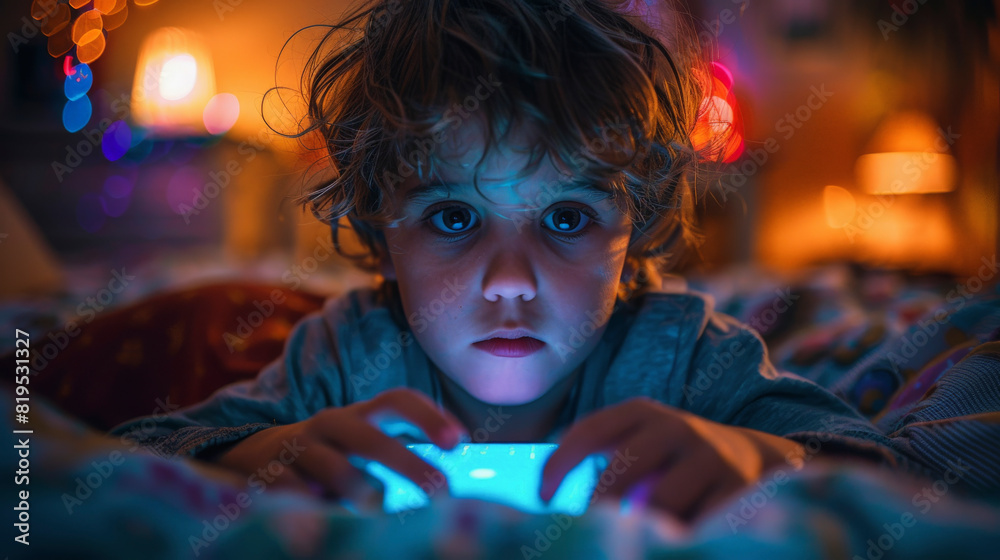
[[472, 337, 545, 358], [473, 327, 545, 358]]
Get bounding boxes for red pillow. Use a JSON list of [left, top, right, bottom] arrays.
[[25, 283, 327, 431]]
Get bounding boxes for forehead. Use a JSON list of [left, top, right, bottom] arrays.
[[397, 116, 611, 208], [401, 179, 612, 210]]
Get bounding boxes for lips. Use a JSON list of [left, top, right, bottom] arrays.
[[472, 337, 545, 358]]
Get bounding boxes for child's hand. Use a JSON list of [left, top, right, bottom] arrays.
[[212, 388, 469, 504], [540, 397, 804, 522]]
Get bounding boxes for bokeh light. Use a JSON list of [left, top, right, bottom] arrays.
[[159, 54, 199, 101], [94, 0, 118, 14], [48, 25, 75, 57], [103, 3, 128, 32], [42, 0, 138, 129], [40, 3, 71, 37], [104, 175, 135, 199], [710, 61, 734, 90], [31, 0, 59, 19], [699, 96, 735, 136], [72, 9, 103, 45], [100, 192, 131, 217], [77, 31, 107, 64], [64, 63, 92, 101], [102, 120, 132, 161], [203, 93, 240, 135], [692, 61, 743, 163], [62, 96, 92, 133]]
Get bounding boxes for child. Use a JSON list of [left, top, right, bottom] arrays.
[[111, 0, 914, 522]]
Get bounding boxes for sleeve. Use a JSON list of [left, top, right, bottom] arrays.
[[679, 312, 938, 479], [873, 342, 1000, 494], [107, 302, 351, 460]]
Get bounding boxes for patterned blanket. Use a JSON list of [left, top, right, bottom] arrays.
[[4, 262, 1000, 558], [5, 384, 999, 559]]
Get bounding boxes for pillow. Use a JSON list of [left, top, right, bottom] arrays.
[[19, 282, 326, 430]]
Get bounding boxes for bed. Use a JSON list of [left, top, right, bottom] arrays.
[[3, 254, 1000, 559]]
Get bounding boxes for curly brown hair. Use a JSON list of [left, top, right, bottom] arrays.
[[275, 0, 715, 301]]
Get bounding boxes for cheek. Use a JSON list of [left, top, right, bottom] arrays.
[[546, 264, 620, 319], [391, 257, 470, 334]]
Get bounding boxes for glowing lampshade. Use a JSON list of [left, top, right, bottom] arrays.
[[855, 111, 957, 194], [131, 27, 216, 136], [823, 185, 856, 228]]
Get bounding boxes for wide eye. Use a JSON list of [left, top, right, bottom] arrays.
[[543, 207, 592, 235], [428, 205, 478, 234]]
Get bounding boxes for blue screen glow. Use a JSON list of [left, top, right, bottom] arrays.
[[363, 443, 607, 516]]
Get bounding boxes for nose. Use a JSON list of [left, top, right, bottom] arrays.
[[481, 243, 537, 303]]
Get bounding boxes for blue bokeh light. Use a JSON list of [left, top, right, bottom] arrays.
[[62, 96, 92, 133], [102, 120, 132, 162], [64, 63, 93, 101]]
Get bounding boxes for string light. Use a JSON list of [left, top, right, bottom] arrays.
[[30, 0, 151, 132], [30, 1, 161, 233]]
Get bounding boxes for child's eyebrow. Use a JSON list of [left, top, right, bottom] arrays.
[[403, 180, 612, 207]]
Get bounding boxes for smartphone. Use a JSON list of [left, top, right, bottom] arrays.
[[362, 443, 607, 515]]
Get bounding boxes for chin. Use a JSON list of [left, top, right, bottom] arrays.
[[464, 375, 550, 406]]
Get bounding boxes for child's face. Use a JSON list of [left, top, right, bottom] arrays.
[[381, 118, 633, 405]]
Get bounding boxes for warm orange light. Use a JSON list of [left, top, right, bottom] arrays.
[[31, 0, 59, 20], [77, 31, 107, 64], [856, 111, 958, 194], [94, 0, 117, 14], [39, 3, 70, 37], [823, 185, 856, 228], [131, 27, 217, 136], [71, 9, 103, 45], [855, 152, 957, 194], [855, 196, 957, 269], [103, 3, 128, 32]]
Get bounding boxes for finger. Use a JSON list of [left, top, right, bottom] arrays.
[[320, 416, 451, 497], [294, 441, 372, 500], [540, 401, 655, 501], [357, 388, 469, 449], [687, 480, 747, 525], [588, 427, 679, 506], [645, 443, 720, 519], [262, 463, 316, 497]]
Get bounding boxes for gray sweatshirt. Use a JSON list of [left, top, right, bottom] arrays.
[[108, 283, 925, 475]]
